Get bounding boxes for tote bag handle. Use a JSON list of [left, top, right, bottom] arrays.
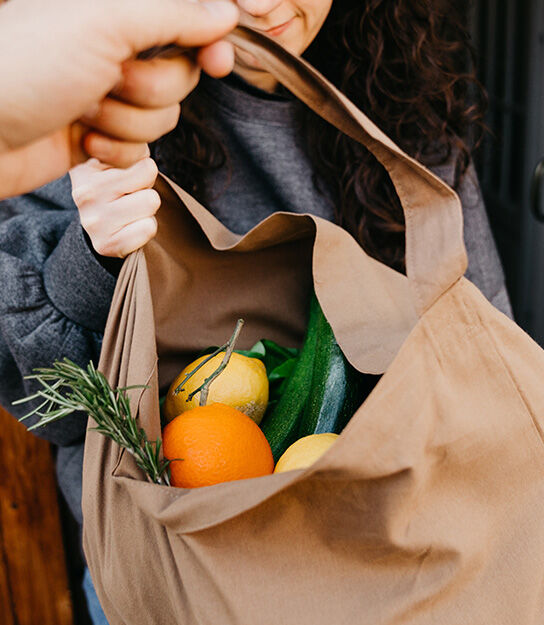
[[226, 26, 468, 316]]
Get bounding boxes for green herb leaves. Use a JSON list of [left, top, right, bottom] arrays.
[[14, 358, 171, 485]]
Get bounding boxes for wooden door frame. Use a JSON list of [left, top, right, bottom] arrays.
[[0, 405, 74, 625]]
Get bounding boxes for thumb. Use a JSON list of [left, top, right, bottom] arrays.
[[112, 0, 240, 56]]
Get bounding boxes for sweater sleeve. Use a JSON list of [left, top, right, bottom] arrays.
[[430, 158, 513, 319], [458, 163, 513, 318], [0, 176, 118, 446]]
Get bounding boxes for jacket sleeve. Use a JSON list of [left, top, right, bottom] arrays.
[[0, 175, 118, 446]]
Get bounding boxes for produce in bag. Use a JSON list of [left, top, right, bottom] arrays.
[[163, 352, 269, 424], [15, 300, 363, 487], [260, 292, 375, 461], [162, 403, 274, 488], [274, 433, 339, 473]]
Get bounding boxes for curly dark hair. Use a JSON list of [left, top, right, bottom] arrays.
[[154, 0, 486, 272]]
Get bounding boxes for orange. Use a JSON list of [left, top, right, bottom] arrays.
[[163, 352, 269, 425], [162, 403, 274, 488]]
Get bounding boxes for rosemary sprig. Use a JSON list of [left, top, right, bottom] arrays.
[[13, 358, 171, 485]]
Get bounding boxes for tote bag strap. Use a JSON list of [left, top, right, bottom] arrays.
[[226, 27, 468, 316]]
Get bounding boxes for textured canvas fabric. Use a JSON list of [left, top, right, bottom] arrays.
[[82, 27, 544, 625]]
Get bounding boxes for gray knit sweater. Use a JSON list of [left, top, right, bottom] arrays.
[[0, 74, 511, 525]]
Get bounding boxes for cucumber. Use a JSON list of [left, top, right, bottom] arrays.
[[260, 294, 321, 461], [298, 302, 378, 438]]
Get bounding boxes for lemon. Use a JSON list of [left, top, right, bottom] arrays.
[[274, 433, 339, 473], [164, 352, 269, 424]]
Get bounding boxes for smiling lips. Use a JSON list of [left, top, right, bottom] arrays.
[[265, 17, 295, 37]]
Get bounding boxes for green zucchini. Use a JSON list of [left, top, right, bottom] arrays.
[[297, 302, 375, 438], [260, 294, 321, 461]]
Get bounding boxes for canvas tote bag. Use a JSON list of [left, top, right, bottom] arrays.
[[82, 27, 544, 625]]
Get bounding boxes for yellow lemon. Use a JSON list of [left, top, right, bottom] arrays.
[[164, 352, 268, 424], [274, 433, 339, 473]]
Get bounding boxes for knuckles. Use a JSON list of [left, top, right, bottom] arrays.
[[124, 57, 199, 108], [157, 104, 181, 137], [143, 188, 161, 212], [73, 158, 161, 259], [117, 217, 158, 258], [71, 183, 97, 207], [92, 237, 116, 258], [100, 100, 181, 143], [139, 158, 159, 185], [143, 216, 158, 239], [79, 209, 103, 235]]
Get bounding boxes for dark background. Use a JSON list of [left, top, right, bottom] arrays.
[[470, 0, 544, 345]]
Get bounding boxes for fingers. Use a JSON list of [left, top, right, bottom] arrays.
[[106, 216, 159, 258], [114, 0, 239, 53], [81, 53, 200, 166], [83, 132, 151, 169], [71, 156, 161, 257], [115, 55, 200, 108], [82, 98, 180, 144], [81, 1, 238, 166], [81, 44, 232, 165], [71, 157, 158, 204], [107, 188, 162, 234], [85, 189, 161, 255], [197, 40, 236, 78]]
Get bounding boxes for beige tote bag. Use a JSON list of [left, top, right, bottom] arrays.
[[82, 27, 544, 625]]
